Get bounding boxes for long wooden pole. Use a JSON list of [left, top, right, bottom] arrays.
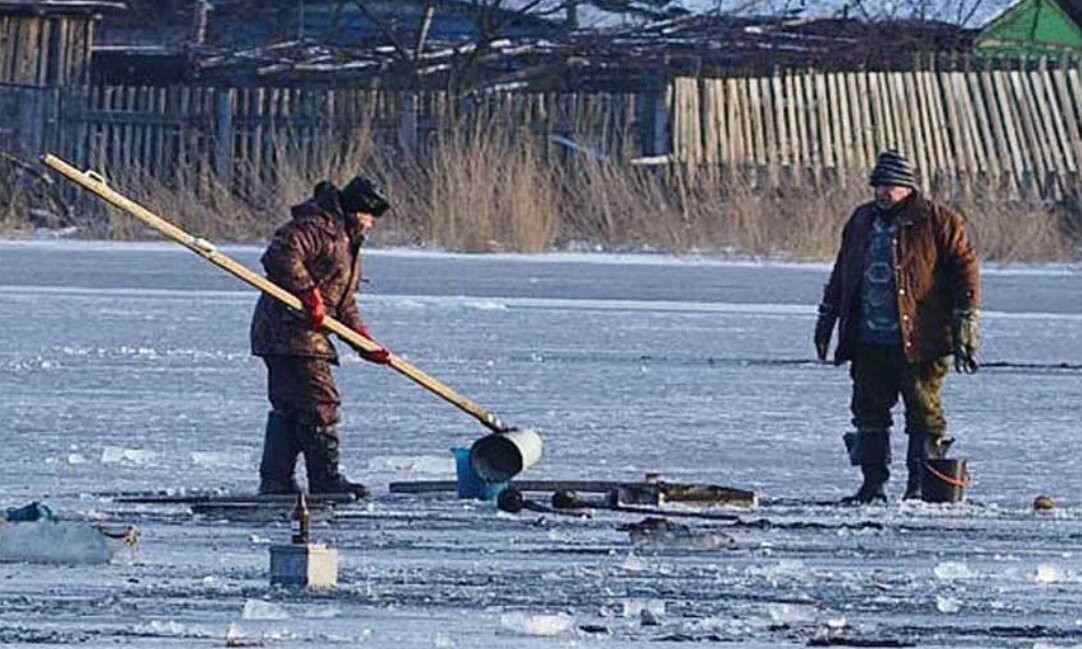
[[42, 153, 511, 434]]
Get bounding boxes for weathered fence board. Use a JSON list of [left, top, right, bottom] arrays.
[[674, 64, 1082, 199]]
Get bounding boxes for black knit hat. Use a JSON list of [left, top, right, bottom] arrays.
[[340, 175, 390, 217], [869, 149, 917, 189]]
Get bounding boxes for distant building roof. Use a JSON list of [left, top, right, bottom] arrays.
[[977, 0, 1082, 55]]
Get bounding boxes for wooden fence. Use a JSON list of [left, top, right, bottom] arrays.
[[672, 64, 1082, 199], [2, 83, 666, 194], [5, 67, 1081, 204]]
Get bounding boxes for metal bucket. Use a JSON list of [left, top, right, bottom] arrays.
[[451, 447, 506, 501], [469, 429, 543, 483], [922, 458, 969, 504]]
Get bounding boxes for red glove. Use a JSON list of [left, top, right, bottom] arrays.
[[359, 348, 391, 365], [353, 323, 391, 365], [298, 287, 326, 329]]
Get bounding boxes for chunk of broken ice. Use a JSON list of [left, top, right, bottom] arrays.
[[622, 598, 665, 619], [498, 612, 574, 636], [241, 599, 289, 621], [0, 521, 122, 565], [1035, 563, 1068, 584], [766, 603, 816, 623], [433, 632, 454, 648], [933, 561, 974, 580], [936, 595, 962, 614], [621, 553, 651, 572], [101, 447, 157, 465]]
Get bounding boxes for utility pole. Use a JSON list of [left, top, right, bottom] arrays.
[[298, 0, 306, 40]]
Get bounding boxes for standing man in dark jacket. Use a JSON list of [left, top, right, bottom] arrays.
[[251, 177, 392, 496], [814, 150, 980, 503]]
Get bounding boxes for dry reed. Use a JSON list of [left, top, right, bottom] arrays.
[[5, 122, 1078, 262]]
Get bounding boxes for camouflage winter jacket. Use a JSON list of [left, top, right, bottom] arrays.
[[821, 193, 980, 364], [250, 200, 366, 361]]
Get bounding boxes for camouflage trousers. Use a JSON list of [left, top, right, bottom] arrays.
[[263, 356, 341, 428], [849, 343, 948, 437]]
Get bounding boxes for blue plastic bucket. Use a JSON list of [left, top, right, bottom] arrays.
[[451, 447, 507, 500]]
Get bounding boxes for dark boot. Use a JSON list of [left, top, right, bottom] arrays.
[[258, 410, 301, 495], [903, 434, 951, 500], [843, 465, 890, 504], [298, 423, 368, 498], [841, 428, 891, 505]]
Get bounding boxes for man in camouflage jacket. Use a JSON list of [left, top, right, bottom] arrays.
[[815, 150, 980, 503], [251, 177, 391, 495]]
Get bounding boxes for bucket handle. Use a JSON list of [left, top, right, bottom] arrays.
[[924, 461, 972, 489]]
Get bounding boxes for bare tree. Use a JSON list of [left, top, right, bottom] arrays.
[[832, 0, 1006, 26], [350, 0, 577, 95]]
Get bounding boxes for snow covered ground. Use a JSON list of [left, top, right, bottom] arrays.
[[1, 240, 1081, 647]]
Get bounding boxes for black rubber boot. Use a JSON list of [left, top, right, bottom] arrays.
[[843, 465, 890, 504], [299, 423, 368, 498], [903, 434, 951, 501], [841, 428, 891, 505], [258, 410, 301, 495]]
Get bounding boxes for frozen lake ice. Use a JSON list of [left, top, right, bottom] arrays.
[[1, 240, 1081, 647]]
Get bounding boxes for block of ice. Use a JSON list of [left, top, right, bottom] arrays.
[[0, 521, 134, 565], [622, 598, 665, 619], [936, 595, 962, 614], [241, 599, 290, 621], [621, 553, 650, 572], [499, 612, 574, 636], [934, 562, 975, 580], [1035, 564, 1068, 584], [101, 447, 157, 465]]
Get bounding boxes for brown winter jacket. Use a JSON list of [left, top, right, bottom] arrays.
[[250, 199, 366, 361], [821, 193, 980, 365]]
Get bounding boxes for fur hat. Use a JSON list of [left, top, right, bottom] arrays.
[[340, 175, 390, 217]]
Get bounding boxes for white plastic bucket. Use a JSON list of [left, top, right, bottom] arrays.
[[469, 429, 543, 482]]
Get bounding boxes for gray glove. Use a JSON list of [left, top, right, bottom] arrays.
[[952, 308, 979, 374], [814, 304, 837, 362]]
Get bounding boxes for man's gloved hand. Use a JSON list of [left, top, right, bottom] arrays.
[[952, 308, 979, 374], [298, 286, 326, 329], [814, 304, 837, 362], [359, 348, 392, 365], [352, 324, 392, 365]]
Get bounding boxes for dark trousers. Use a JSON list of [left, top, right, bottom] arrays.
[[263, 357, 341, 428], [850, 343, 948, 437]]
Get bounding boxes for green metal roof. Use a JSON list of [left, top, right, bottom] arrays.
[[976, 0, 1082, 55]]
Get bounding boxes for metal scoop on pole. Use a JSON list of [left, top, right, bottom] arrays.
[[41, 153, 541, 482]]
